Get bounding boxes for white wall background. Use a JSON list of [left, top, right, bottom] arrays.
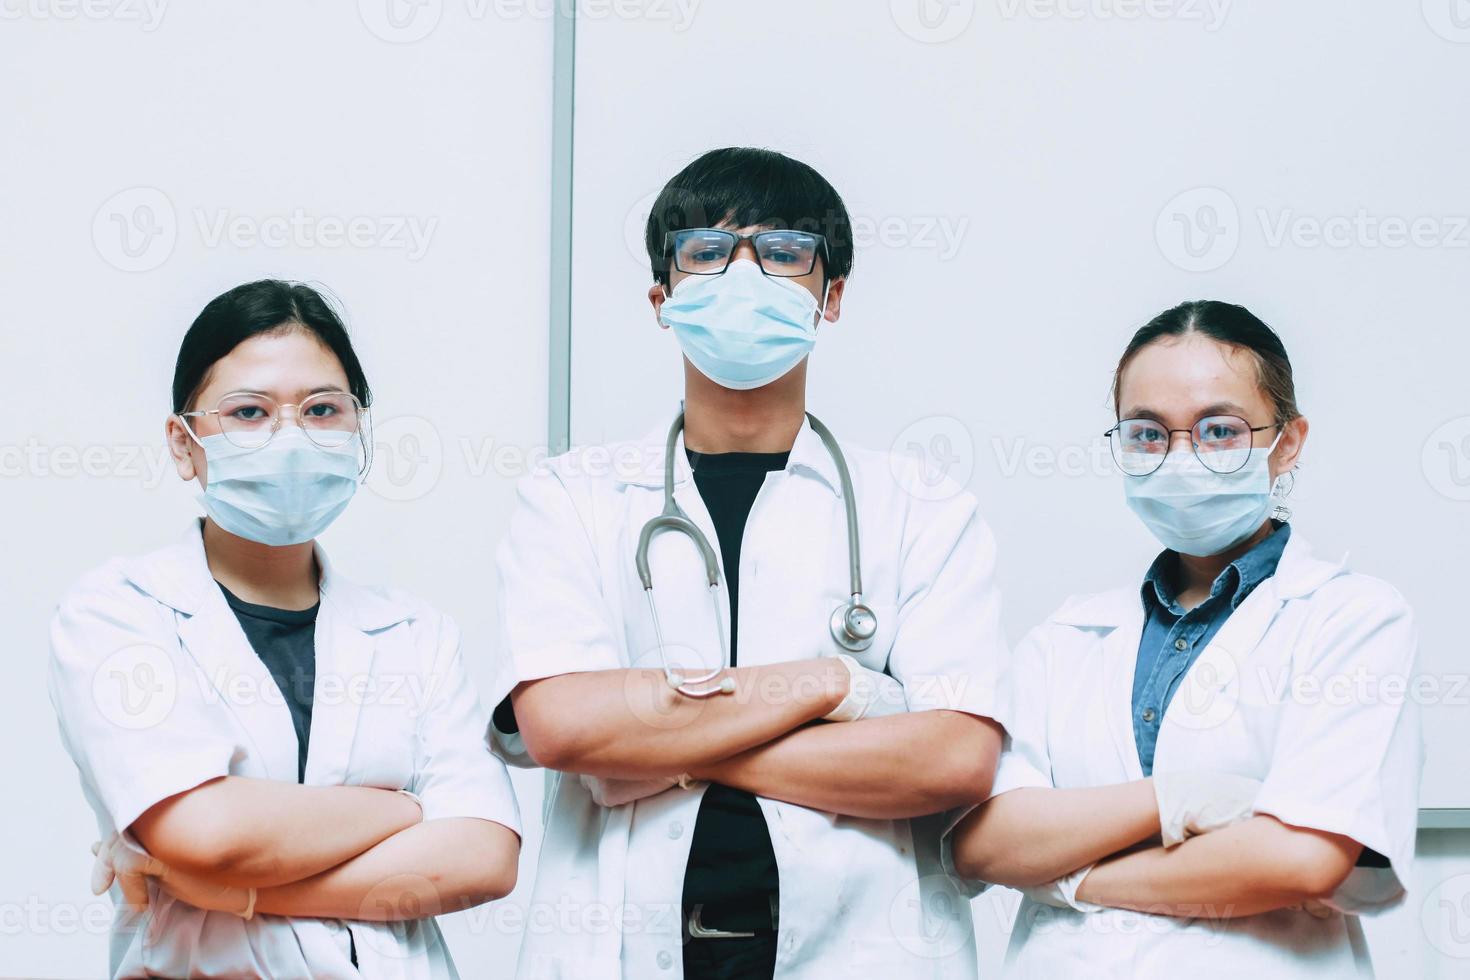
[[3, 1, 1468, 977], [0, 3, 552, 976]]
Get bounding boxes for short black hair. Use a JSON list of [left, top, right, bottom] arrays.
[[644, 147, 854, 287], [172, 280, 371, 413]]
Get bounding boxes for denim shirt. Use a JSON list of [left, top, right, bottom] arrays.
[[1131, 522, 1291, 776]]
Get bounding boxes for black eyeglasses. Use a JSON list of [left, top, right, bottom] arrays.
[[664, 228, 829, 278], [1105, 415, 1279, 476]]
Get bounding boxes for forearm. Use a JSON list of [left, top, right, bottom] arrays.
[[950, 781, 1160, 886], [689, 711, 1002, 819], [1074, 815, 1361, 918], [511, 659, 847, 778], [131, 777, 421, 886], [252, 817, 520, 921]]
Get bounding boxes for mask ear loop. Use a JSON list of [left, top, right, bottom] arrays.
[[355, 407, 373, 482]]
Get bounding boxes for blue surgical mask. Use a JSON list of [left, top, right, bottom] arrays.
[[659, 259, 825, 390], [198, 427, 362, 546], [1124, 434, 1283, 557]]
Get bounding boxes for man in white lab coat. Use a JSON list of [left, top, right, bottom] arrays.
[[489, 147, 1008, 979]]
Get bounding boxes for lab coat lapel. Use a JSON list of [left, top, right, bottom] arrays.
[[1158, 531, 1346, 759], [301, 590, 374, 786], [174, 568, 300, 783], [1099, 604, 1148, 782]]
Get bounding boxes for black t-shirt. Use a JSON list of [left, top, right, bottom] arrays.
[[218, 582, 319, 783], [680, 447, 789, 916]]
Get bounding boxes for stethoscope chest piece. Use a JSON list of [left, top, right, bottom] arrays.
[[830, 597, 878, 653]]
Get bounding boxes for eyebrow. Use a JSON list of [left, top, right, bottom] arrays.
[[1121, 402, 1252, 422], [221, 385, 349, 399]]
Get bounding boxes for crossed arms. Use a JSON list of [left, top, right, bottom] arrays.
[[510, 662, 1005, 820]]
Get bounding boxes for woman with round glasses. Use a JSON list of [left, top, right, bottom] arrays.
[[946, 301, 1420, 977], [47, 280, 521, 979]]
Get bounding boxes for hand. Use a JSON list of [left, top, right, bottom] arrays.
[[90, 834, 159, 910], [1020, 864, 1104, 913], [1153, 771, 1263, 848], [90, 834, 255, 918], [579, 773, 681, 807], [822, 655, 907, 722]]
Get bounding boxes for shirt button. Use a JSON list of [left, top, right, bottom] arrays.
[[667, 821, 683, 839], [1142, 708, 1157, 723], [1174, 638, 1188, 651], [657, 950, 673, 970]]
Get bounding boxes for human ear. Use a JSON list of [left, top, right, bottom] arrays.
[[165, 416, 201, 483]]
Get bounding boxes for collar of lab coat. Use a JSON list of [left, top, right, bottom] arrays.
[[617, 410, 845, 497], [1052, 528, 1349, 629], [122, 519, 413, 632]]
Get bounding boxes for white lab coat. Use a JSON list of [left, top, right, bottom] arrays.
[[966, 530, 1421, 978], [489, 414, 1008, 979], [47, 520, 522, 980]]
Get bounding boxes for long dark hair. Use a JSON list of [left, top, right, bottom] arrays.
[[1112, 300, 1300, 425], [172, 280, 371, 413]]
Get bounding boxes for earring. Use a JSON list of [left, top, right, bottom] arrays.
[[1270, 466, 1298, 522]]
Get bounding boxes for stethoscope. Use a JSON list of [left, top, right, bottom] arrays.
[[634, 409, 878, 698]]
